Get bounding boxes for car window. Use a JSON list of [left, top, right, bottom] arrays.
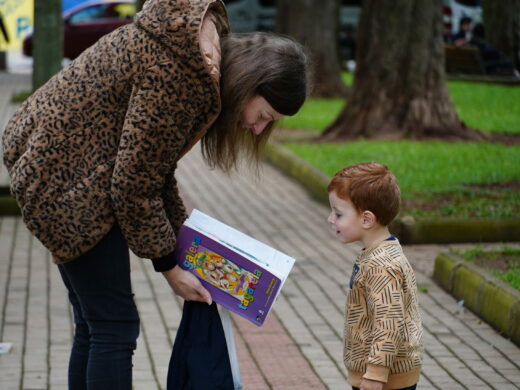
[[68, 4, 111, 24]]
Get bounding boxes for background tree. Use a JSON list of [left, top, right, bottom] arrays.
[[321, 0, 485, 141], [276, 0, 348, 97], [135, 0, 146, 12], [482, 0, 520, 72], [33, 0, 63, 90]]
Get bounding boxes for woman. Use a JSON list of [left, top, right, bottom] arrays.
[[2, 0, 309, 388]]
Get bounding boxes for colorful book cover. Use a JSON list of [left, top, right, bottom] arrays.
[[173, 210, 295, 326]]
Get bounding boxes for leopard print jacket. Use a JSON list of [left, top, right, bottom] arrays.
[[2, 0, 230, 263]]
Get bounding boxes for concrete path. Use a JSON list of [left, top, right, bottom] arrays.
[[1, 71, 519, 389]]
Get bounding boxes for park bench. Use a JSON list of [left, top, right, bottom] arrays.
[[445, 44, 486, 75]]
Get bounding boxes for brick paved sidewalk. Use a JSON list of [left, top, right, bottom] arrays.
[[1, 72, 519, 389]]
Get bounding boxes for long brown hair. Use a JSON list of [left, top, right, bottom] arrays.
[[201, 32, 309, 172]]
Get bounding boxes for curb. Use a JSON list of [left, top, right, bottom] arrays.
[[264, 141, 520, 245], [264, 141, 329, 204], [433, 252, 520, 347]]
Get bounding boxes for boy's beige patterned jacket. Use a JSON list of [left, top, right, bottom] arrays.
[[345, 239, 424, 389], [2, 0, 229, 263]]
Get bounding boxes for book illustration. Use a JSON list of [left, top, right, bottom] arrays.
[[191, 245, 259, 301], [174, 209, 296, 326]]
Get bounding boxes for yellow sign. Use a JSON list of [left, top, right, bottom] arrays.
[[0, 0, 34, 51]]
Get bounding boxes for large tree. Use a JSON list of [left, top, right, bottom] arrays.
[[482, 0, 520, 72], [33, 0, 62, 90], [321, 0, 485, 141], [276, 0, 348, 97]]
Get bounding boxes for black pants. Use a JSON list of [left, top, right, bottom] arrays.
[[168, 301, 234, 389], [58, 225, 140, 390]]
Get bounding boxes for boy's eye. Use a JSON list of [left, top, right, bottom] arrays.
[[335, 213, 341, 218]]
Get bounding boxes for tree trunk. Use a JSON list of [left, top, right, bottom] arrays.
[[33, 0, 62, 90], [135, 0, 147, 12], [276, 0, 348, 97], [482, 0, 520, 71], [321, 0, 486, 141]]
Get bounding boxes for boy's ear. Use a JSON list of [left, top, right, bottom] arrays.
[[361, 211, 376, 228]]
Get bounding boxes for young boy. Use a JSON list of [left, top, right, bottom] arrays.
[[327, 162, 423, 390]]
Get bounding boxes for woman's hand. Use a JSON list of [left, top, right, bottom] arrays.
[[162, 266, 212, 305], [360, 378, 384, 390]]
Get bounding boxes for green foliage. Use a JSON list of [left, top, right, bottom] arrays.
[[492, 268, 520, 291], [458, 245, 520, 261], [284, 140, 520, 195], [403, 187, 520, 219], [447, 81, 520, 134], [454, 246, 520, 291], [284, 140, 520, 218]]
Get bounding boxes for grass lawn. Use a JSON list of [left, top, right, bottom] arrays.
[[453, 246, 520, 292], [276, 73, 520, 219]]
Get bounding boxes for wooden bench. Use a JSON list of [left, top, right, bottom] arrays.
[[445, 44, 486, 75]]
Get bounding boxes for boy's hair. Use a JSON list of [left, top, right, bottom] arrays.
[[327, 162, 400, 226]]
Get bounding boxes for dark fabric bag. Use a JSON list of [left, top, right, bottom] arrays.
[[167, 301, 234, 390]]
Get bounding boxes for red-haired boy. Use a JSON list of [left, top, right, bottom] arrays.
[[327, 162, 423, 390]]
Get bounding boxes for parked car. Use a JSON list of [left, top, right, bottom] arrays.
[[23, 0, 136, 60]]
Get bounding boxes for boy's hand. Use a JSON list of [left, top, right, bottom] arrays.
[[360, 378, 384, 390], [162, 265, 212, 305]]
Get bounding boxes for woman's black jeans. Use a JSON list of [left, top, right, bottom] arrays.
[[57, 225, 140, 390]]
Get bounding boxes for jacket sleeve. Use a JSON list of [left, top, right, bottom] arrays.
[[149, 166, 189, 272], [163, 165, 188, 233], [363, 265, 405, 383], [111, 65, 191, 262]]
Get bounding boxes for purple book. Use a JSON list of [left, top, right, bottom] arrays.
[[173, 210, 295, 326]]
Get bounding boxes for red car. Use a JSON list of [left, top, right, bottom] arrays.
[[23, 0, 136, 60]]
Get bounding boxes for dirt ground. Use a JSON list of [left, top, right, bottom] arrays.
[[472, 251, 520, 272]]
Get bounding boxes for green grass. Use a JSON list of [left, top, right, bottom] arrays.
[[282, 73, 520, 135], [279, 98, 345, 130], [493, 268, 520, 291], [455, 246, 520, 291], [278, 73, 520, 218], [285, 140, 520, 195], [447, 81, 520, 134], [284, 140, 520, 218]]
